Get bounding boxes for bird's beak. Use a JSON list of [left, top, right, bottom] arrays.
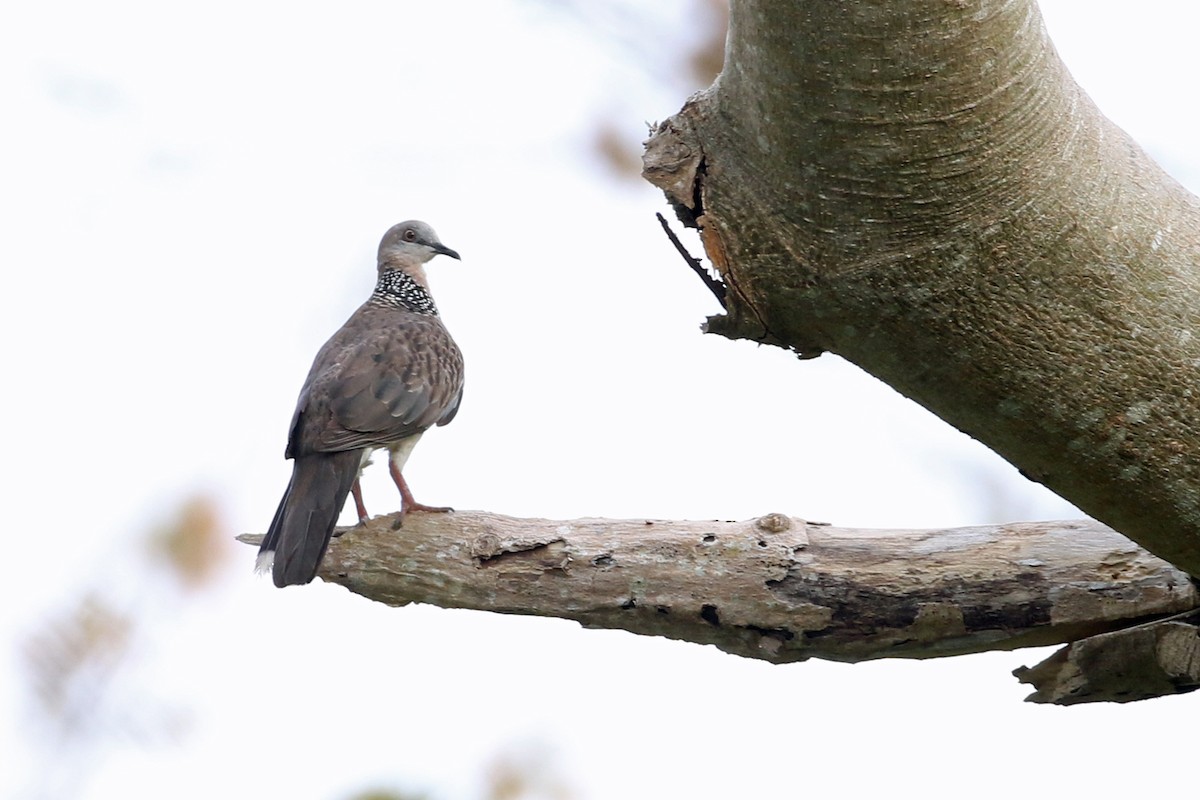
[[432, 242, 461, 260]]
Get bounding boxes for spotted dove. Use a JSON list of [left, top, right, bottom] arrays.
[[257, 221, 464, 587]]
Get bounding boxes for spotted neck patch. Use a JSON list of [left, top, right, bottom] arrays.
[[371, 269, 439, 315]]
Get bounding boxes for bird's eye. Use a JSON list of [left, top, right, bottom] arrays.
[[404, 229, 417, 241]]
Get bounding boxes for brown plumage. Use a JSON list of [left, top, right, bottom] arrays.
[[257, 221, 464, 587]]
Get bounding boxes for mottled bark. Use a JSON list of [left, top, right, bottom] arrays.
[[644, 0, 1200, 576], [239, 509, 1199, 703]]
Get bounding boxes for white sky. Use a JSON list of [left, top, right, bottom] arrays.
[[2, 1, 1198, 798]]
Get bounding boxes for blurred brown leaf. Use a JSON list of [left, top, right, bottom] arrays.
[[587, 0, 729, 180], [593, 120, 646, 181], [687, 0, 728, 85], [149, 495, 231, 590], [485, 746, 574, 800]]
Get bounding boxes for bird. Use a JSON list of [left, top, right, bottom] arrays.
[[256, 220, 465, 587]]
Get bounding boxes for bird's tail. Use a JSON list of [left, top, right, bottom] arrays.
[[256, 450, 362, 587]]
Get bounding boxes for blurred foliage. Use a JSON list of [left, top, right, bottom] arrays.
[[18, 495, 231, 798], [346, 744, 576, 800], [23, 593, 133, 731], [347, 790, 432, 800], [685, 0, 728, 88], [483, 746, 575, 800], [148, 495, 231, 589], [593, 123, 646, 181], [555, 0, 729, 181]]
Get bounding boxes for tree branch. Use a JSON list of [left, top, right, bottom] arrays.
[[240, 510, 1200, 702], [1015, 610, 1200, 704], [644, 0, 1200, 577], [655, 212, 727, 308]]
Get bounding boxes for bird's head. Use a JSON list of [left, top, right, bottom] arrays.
[[377, 221, 460, 275]]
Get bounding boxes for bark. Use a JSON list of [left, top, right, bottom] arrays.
[[643, 0, 1200, 576], [1015, 615, 1200, 704], [239, 510, 1200, 702]]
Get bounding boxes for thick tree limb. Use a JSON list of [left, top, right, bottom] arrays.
[[644, 0, 1200, 577], [240, 510, 1200, 702]]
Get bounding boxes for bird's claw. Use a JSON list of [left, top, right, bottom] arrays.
[[390, 504, 453, 530]]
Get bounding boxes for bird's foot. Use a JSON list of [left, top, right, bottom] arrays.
[[390, 503, 453, 530], [407, 502, 454, 514]]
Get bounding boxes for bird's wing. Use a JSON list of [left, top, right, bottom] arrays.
[[288, 307, 464, 456]]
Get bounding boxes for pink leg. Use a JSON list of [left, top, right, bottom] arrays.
[[351, 478, 369, 524], [388, 458, 452, 525]]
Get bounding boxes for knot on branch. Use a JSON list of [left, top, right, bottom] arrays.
[[756, 513, 794, 534], [643, 116, 703, 214]]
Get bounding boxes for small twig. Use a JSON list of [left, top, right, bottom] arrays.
[[655, 212, 727, 308], [1109, 605, 1200, 633]]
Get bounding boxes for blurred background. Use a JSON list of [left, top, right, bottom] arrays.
[[3, 2, 1198, 798]]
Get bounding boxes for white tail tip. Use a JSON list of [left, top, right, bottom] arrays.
[[255, 550, 275, 576]]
